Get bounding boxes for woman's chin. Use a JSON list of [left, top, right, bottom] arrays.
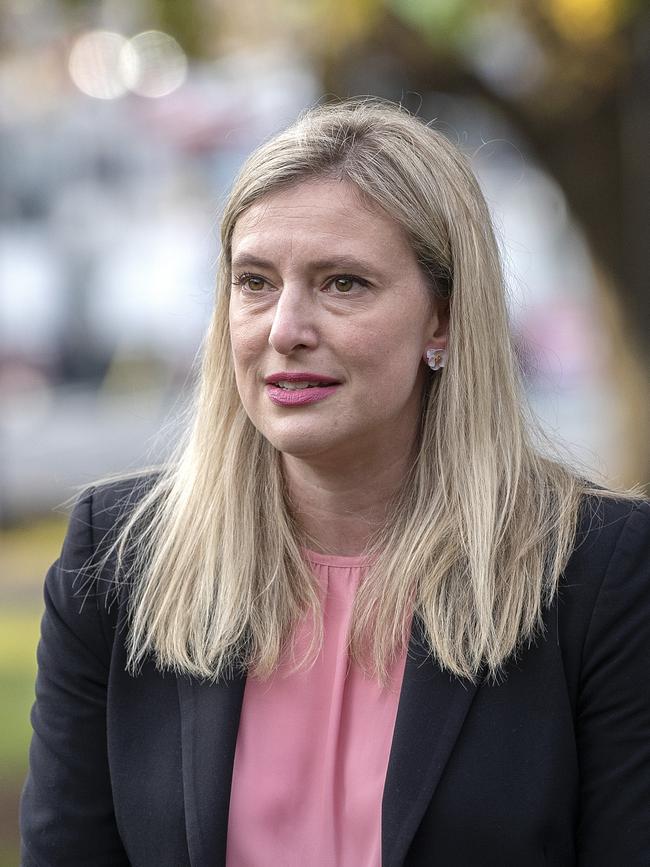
[[273, 436, 341, 461], [263, 426, 352, 463]]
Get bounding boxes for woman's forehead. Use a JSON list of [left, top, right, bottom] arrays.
[[234, 178, 375, 229], [230, 178, 415, 268]]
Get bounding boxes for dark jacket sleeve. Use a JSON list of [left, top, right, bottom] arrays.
[[576, 499, 650, 865], [20, 489, 130, 866]]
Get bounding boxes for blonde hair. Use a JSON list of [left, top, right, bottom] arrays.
[[99, 99, 617, 684]]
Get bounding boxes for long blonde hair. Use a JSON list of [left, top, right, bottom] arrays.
[[100, 99, 611, 684]]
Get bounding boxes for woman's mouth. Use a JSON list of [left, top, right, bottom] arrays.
[[273, 380, 331, 390], [265, 382, 340, 406]]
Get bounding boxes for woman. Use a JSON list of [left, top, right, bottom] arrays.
[[21, 100, 650, 866]]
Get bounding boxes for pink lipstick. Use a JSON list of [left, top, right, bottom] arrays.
[[263, 371, 341, 407], [266, 384, 340, 406]]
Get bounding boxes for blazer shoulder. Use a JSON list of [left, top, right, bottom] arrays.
[[575, 493, 650, 613], [43, 472, 161, 651], [82, 470, 162, 543], [557, 494, 650, 653], [571, 493, 650, 570]]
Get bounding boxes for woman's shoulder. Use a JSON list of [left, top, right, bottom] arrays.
[[557, 492, 650, 651], [548, 493, 648, 699], [571, 491, 650, 568], [44, 472, 162, 635], [78, 470, 162, 539]]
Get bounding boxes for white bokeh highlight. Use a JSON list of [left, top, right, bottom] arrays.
[[121, 31, 187, 98], [68, 30, 129, 100]]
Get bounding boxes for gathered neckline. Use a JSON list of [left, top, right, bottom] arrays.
[[301, 547, 372, 567]]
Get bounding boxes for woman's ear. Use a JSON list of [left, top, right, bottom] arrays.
[[427, 299, 449, 350], [423, 300, 449, 370]]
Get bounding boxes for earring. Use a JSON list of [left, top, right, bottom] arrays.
[[425, 347, 447, 371]]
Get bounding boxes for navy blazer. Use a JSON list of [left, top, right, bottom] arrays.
[[20, 479, 650, 866]]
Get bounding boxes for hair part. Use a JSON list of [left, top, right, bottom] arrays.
[[91, 98, 635, 685]]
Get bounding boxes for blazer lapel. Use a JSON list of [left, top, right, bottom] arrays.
[[382, 618, 480, 867], [176, 620, 479, 867], [177, 671, 246, 867]]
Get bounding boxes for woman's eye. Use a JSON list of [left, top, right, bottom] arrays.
[[234, 274, 267, 292], [327, 276, 365, 294]]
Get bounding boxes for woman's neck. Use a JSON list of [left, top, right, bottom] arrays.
[[282, 446, 414, 557]]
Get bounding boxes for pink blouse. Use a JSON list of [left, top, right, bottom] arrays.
[[226, 549, 408, 867]]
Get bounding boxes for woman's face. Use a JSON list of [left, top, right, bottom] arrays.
[[228, 178, 446, 467]]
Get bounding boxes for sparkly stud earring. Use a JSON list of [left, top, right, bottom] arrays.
[[425, 348, 448, 371]]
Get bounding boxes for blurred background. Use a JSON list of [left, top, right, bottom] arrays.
[[1, 0, 648, 861]]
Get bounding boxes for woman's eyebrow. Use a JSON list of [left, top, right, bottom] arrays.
[[307, 256, 377, 274], [231, 254, 276, 271], [231, 254, 378, 274]]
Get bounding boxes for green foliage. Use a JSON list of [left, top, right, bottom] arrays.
[[0, 610, 41, 866], [387, 0, 475, 45], [150, 0, 214, 58], [0, 610, 40, 776]]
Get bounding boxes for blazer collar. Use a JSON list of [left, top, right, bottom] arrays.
[[382, 617, 480, 867], [177, 617, 479, 867]]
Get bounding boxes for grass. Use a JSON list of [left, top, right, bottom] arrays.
[[0, 608, 42, 867], [0, 610, 42, 778], [0, 516, 67, 592], [1, 517, 66, 867]]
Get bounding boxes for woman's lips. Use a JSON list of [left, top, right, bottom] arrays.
[[265, 384, 340, 406]]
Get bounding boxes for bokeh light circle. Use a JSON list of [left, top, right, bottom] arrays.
[[120, 31, 187, 98], [68, 30, 129, 100]]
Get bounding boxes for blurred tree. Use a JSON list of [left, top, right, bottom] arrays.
[[316, 0, 650, 486], [150, 0, 215, 58]]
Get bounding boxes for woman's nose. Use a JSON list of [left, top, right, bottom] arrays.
[[268, 287, 319, 354]]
